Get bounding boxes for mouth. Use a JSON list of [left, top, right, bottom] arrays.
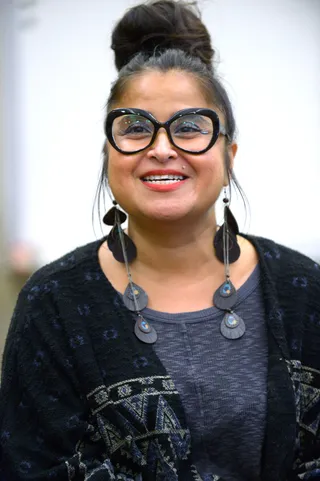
[[140, 174, 188, 185]]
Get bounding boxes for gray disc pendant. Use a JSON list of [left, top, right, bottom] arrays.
[[220, 311, 246, 340], [213, 280, 237, 310], [123, 283, 148, 312], [134, 317, 158, 344]]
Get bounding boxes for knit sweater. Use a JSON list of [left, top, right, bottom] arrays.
[[145, 265, 268, 480], [0, 234, 320, 481]]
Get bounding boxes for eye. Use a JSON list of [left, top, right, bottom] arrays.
[[174, 121, 202, 134], [171, 115, 212, 138], [116, 115, 154, 138], [124, 123, 152, 135]]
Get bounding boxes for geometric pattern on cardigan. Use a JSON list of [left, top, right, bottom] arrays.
[[288, 361, 320, 438], [86, 376, 191, 480], [87, 375, 178, 416]]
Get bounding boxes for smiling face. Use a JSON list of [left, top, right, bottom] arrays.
[[106, 70, 236, 224]]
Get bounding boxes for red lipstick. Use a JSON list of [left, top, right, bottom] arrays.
[[140, 169, 188, 192], [141, 169, 187, 177]]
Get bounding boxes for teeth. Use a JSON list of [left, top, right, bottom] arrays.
[[145, 179, 182, 184], [143, 175, 185, 181]]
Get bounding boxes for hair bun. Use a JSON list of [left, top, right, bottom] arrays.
[[111, 0, 215, 71]]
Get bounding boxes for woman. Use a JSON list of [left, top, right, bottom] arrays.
[[1, 1, 319, 480]]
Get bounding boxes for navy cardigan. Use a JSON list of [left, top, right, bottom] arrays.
[[0, 235, 320, 480]]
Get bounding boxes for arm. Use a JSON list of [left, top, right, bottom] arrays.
[[291, 370, 320, 480], [290, 419, 320, 480], [290, 277, 320, 480], [0, 287, 135, 481]]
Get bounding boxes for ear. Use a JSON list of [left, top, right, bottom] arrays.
[[223, 142, 238, 186], [103, 140, 109, 172], [228, 142, 238, 171], [102, 140, 108, 156]]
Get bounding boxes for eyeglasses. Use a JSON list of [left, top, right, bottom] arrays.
[[105, 108, 229, 155]]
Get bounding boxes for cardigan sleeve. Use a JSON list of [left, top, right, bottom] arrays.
[[290, 265, 320, 480], [0, 286, 137, 481], [290, 401, 320, 480]]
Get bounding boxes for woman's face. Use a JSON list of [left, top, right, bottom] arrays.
[[107, 70, 237, 223]]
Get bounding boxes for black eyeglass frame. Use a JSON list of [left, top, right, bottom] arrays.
[[105, 107, 230, 155]]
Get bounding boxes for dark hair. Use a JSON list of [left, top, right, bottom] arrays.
[[95, 0, 247, 222]]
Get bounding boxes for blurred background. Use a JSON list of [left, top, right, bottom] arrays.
[[0, 0, 320, 361]]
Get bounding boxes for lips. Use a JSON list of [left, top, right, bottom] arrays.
[[140, 170, 188, 183], [139, 170, 189, 192]]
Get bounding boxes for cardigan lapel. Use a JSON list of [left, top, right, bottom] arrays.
[[244, 235, 297, 481], [95, 234, 299, 478]]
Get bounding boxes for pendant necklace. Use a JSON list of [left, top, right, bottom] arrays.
[[108, 201, 246, 344]]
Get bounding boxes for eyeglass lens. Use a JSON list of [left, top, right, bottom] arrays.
[[112, 113, 214, 153]]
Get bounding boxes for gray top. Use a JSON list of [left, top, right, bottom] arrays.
[[142, 264, 267, 481]]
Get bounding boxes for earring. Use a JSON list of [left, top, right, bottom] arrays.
[[103, 202, 156, 343], [213, 188, 245, 339], [103, 201, 137, 263], [102, 192, 244, 342], [214, 189, 240, 264]]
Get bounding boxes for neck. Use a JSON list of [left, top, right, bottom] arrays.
[[127, 213, 221, 277]]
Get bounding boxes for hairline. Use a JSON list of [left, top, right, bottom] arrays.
[[107, 66, 225, 120]]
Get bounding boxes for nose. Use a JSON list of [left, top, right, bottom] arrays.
[[146, 129, 178, 162]]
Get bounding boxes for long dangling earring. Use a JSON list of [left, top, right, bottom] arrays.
[[103, 201, 137, 263], [214, 188, 240, 263], [103, 201, 157, 344], [213, 188, 245, 339]]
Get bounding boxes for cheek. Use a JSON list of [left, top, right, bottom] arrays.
[[107, 153, 141, 201], [200, 151, 226, 182], [107, 157, 124, 196], [108, 153, 129, 181], [108, 148, 143, 173]]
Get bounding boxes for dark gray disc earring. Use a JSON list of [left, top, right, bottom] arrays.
[[103, 203, 127, 225], [134, 314, 158, 344], [103, 201, 137, 263], [213, 278, 237, 310], [123, 283, 148, 312], [220, 311, 246, 340], [214, 193, 240, 264], [213, 189, 245, 340], [103, 200, 157, 344]]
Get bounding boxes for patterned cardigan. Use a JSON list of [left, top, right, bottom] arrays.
[[0, 235, 319, 481]]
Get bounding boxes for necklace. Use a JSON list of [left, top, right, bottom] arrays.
[[117, 221, 245, 344], [105, 198, 246, 344], [122, 277, 245, 343]]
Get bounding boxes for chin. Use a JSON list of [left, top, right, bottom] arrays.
[[140, 205, 196, 223]]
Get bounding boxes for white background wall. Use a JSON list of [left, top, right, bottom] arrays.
[[2, 0, 320, 264]]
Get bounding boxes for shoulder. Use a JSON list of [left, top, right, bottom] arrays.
[[243, 233, 319, 279], [243, 233, 320, 309], [245, 235, 320, 363], [22, 237, 105, 296], [9, 237, 108, 335]]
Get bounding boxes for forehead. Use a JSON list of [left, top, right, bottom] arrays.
[[114, 70, 214, 120]]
